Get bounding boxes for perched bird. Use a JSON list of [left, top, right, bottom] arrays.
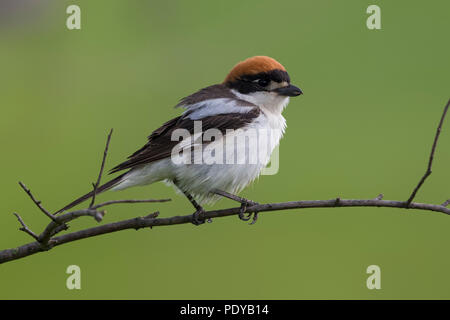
[[56, 56, 303, 224]]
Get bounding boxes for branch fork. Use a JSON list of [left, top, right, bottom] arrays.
[[1, 99, 449, 264], [10, 129, 170, 252]]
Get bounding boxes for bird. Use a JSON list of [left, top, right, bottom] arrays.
[[55, 56, 303, 224]]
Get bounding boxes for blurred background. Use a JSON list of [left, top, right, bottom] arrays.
[[0, 0, 449, 299]]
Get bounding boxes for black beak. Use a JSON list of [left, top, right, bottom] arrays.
[[274, 84, 303, 97]]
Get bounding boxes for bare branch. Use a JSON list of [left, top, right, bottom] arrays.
[[38, 208, 106, 244], [18, 182, 56, 222], [91, 198, 171, 210], [49, 223, 69, 238], [2, 99, 449, 265], [406, 99, 450, 206], [11, 130, 171, 251], [90, 129, 113, 208], [1, 198, 450, 264], [13, 213, 39, 241]]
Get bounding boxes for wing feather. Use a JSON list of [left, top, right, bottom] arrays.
[[110, 104, 260, 173]]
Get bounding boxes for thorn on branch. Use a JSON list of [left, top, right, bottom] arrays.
[[13, 213, 39, 241], [144, 211, 160, 229], [375, 194, 384, 200], [18, 181, 56, 222], [334, 197, 341, 206], [144, 211, 160, 219]]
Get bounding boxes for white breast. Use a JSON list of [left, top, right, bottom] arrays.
[[170, 107, 287, 204], [113, 93, 289, 204]]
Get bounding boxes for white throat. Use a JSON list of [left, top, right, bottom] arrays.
[[230, 88, 288, 143], [231, 89, 290, 115]]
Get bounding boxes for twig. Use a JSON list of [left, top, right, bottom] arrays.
[[91, 198, 171, 210], [2, 99, 449, 265], [2, 198, 450, 264], [10, 130, 171, 253], [406, 99, 450, 206], [49, 223, 69, 237], [90, 129, 113, 208], [38, 208, 106, 244], [18, 182, 56, 222], [13, 213, 39, 241]]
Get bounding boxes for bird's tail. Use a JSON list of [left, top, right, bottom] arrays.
[[54, 173, 127, 215]]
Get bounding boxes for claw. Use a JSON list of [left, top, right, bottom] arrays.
[[191, 208, 206, 226], [249, 212, 259, 225], [211, 189, 260, 225], [238, 203, 252, 221], [238, 200, 259, 224]]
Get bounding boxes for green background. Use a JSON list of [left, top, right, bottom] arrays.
[[0, 0, 449, 299]]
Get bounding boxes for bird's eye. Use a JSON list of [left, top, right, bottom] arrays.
[[257, 79, 270, 87]]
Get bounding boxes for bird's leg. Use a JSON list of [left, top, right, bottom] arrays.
[[185, 192, 206, 226], [174, 180, 205, 226], [212, 189, 259, 224]]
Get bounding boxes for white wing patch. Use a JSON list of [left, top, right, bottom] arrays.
[[182, 98, 256, 120]]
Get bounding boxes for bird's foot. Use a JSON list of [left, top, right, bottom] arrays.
[[211, 189, 260, 225], [191, 208, 206, 226], [238, 199, 259, 225]]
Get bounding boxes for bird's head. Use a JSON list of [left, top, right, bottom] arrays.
[[223, 56, 302, 112]]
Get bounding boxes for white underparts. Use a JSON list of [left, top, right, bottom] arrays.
[[112, 93, 289, 204]]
